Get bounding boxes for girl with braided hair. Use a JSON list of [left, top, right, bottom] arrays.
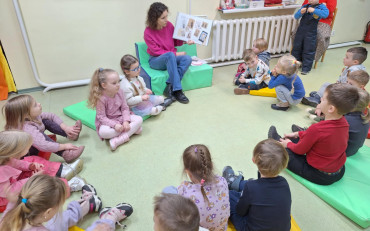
[[176, 144, 230, 231]]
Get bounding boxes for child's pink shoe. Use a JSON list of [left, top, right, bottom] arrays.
[[68, 120, 82, 141], [62, 146, 85, 163], [109, 134, 129, 151]]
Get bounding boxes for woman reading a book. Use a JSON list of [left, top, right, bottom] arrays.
[[144, 2, 194, 104]]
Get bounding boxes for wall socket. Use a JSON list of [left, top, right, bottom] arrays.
[[331, 30, 335, 37]]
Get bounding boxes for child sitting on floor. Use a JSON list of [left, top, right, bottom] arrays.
[[0, 131, 84, 213], [268, 55, 305, 111], [235, 38, 271, 78], [3, 95, 84, 163], [303, 47, 367, 107], [153, 193, 208, 231], [163, 144, 230, 231], [87, 68, 143, 151], [233, 49, 270, 95], [120, 54, 172, 116], [0, 174, 133, 231], [307, 70, 369, 123], [222, 139, 291, 231], [269, 83, 360, 185]]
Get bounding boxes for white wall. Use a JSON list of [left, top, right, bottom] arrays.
[[0, 0, 369, 90]]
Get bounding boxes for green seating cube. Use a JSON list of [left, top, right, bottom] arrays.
[[135, 42, 213, 95]]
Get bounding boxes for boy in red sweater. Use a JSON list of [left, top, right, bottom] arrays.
[[268, 83, 360, 185]]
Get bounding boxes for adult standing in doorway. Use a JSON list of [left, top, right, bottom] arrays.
[[144, 2, 194, 104], [292, 0, 337, 62]]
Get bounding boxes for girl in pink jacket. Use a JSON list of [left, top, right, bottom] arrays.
[[0, 131, 84, 212]]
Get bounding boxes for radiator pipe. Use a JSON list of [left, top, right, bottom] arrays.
[[13, 0, 92, 93]]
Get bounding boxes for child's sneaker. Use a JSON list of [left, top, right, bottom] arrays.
[[61, 158, 83, 181], [99, 203, 134, 228], [68, 176, 86, 192], [291, 124, 306, 132], [151, 105, 163, 116], [62, 146, 85, 163], [301, 96, 319, 107], [81, 184, 97, 200], [306, 108, 316, 115], [135, 127, 143, 135], [234, 88, 250, 95], [268, 126, 282, 141], [309, 114, 324, 123], [86, 195, 103, 213], [222, 166, 244, 192]]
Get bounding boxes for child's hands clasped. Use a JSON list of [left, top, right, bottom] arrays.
[[300, 8, 307, 14], [115, 124, 124, 133], [307, 7, 315, 13]]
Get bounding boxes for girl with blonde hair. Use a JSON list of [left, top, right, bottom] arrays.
[[3, 95, 84, 163], [87, 68, 143, 151], [268, 54, 306, 111], [0, 131, 85, 213], [0, 174, 124, 231]]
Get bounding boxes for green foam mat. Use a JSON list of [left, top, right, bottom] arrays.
[[63, 100, 150, 131], [287, 145, 370, 228], [136, 42, 213, 95]]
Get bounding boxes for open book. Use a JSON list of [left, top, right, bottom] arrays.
[[173, 12, 213, 46]]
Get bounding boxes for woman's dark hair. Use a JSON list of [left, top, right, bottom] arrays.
[[146, 2, 168, 30]]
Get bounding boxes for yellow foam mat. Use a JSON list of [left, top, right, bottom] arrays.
[[226, 216, 300, 231], [249, 87, 276, 98], [69, 226, 84, 231]]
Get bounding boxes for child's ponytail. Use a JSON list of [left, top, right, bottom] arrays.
[[354, 89, 370, 124], [0, 175, 67, 231], [87, 68, 116, 109], [182, 144, 215, 205], [279, 55, 302, 76]]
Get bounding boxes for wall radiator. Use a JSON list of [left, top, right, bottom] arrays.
[[211, 15, 298, 63]]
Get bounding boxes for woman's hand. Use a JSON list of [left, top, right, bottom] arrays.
[[186, 40, 195, 45], [142, 95, 149, 101], [279, 138, 292, 148], [123, 121, 131, 132], [176, 52, 186, 56]]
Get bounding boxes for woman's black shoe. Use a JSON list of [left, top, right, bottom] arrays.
[[173, 90, 189, 104]]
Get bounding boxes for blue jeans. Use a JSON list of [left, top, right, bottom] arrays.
[[229, 180, 248, 231], [149, 52, 192, 91]]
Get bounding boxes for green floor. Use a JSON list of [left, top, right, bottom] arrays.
[[1, 44, 370, 230]]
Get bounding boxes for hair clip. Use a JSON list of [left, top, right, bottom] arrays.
[[194, 147, 198, 153], [200, 179, 205, 186], [292, 60, 296, 65], [21, 198, 28, 204], [99, 68, 104, 72]]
